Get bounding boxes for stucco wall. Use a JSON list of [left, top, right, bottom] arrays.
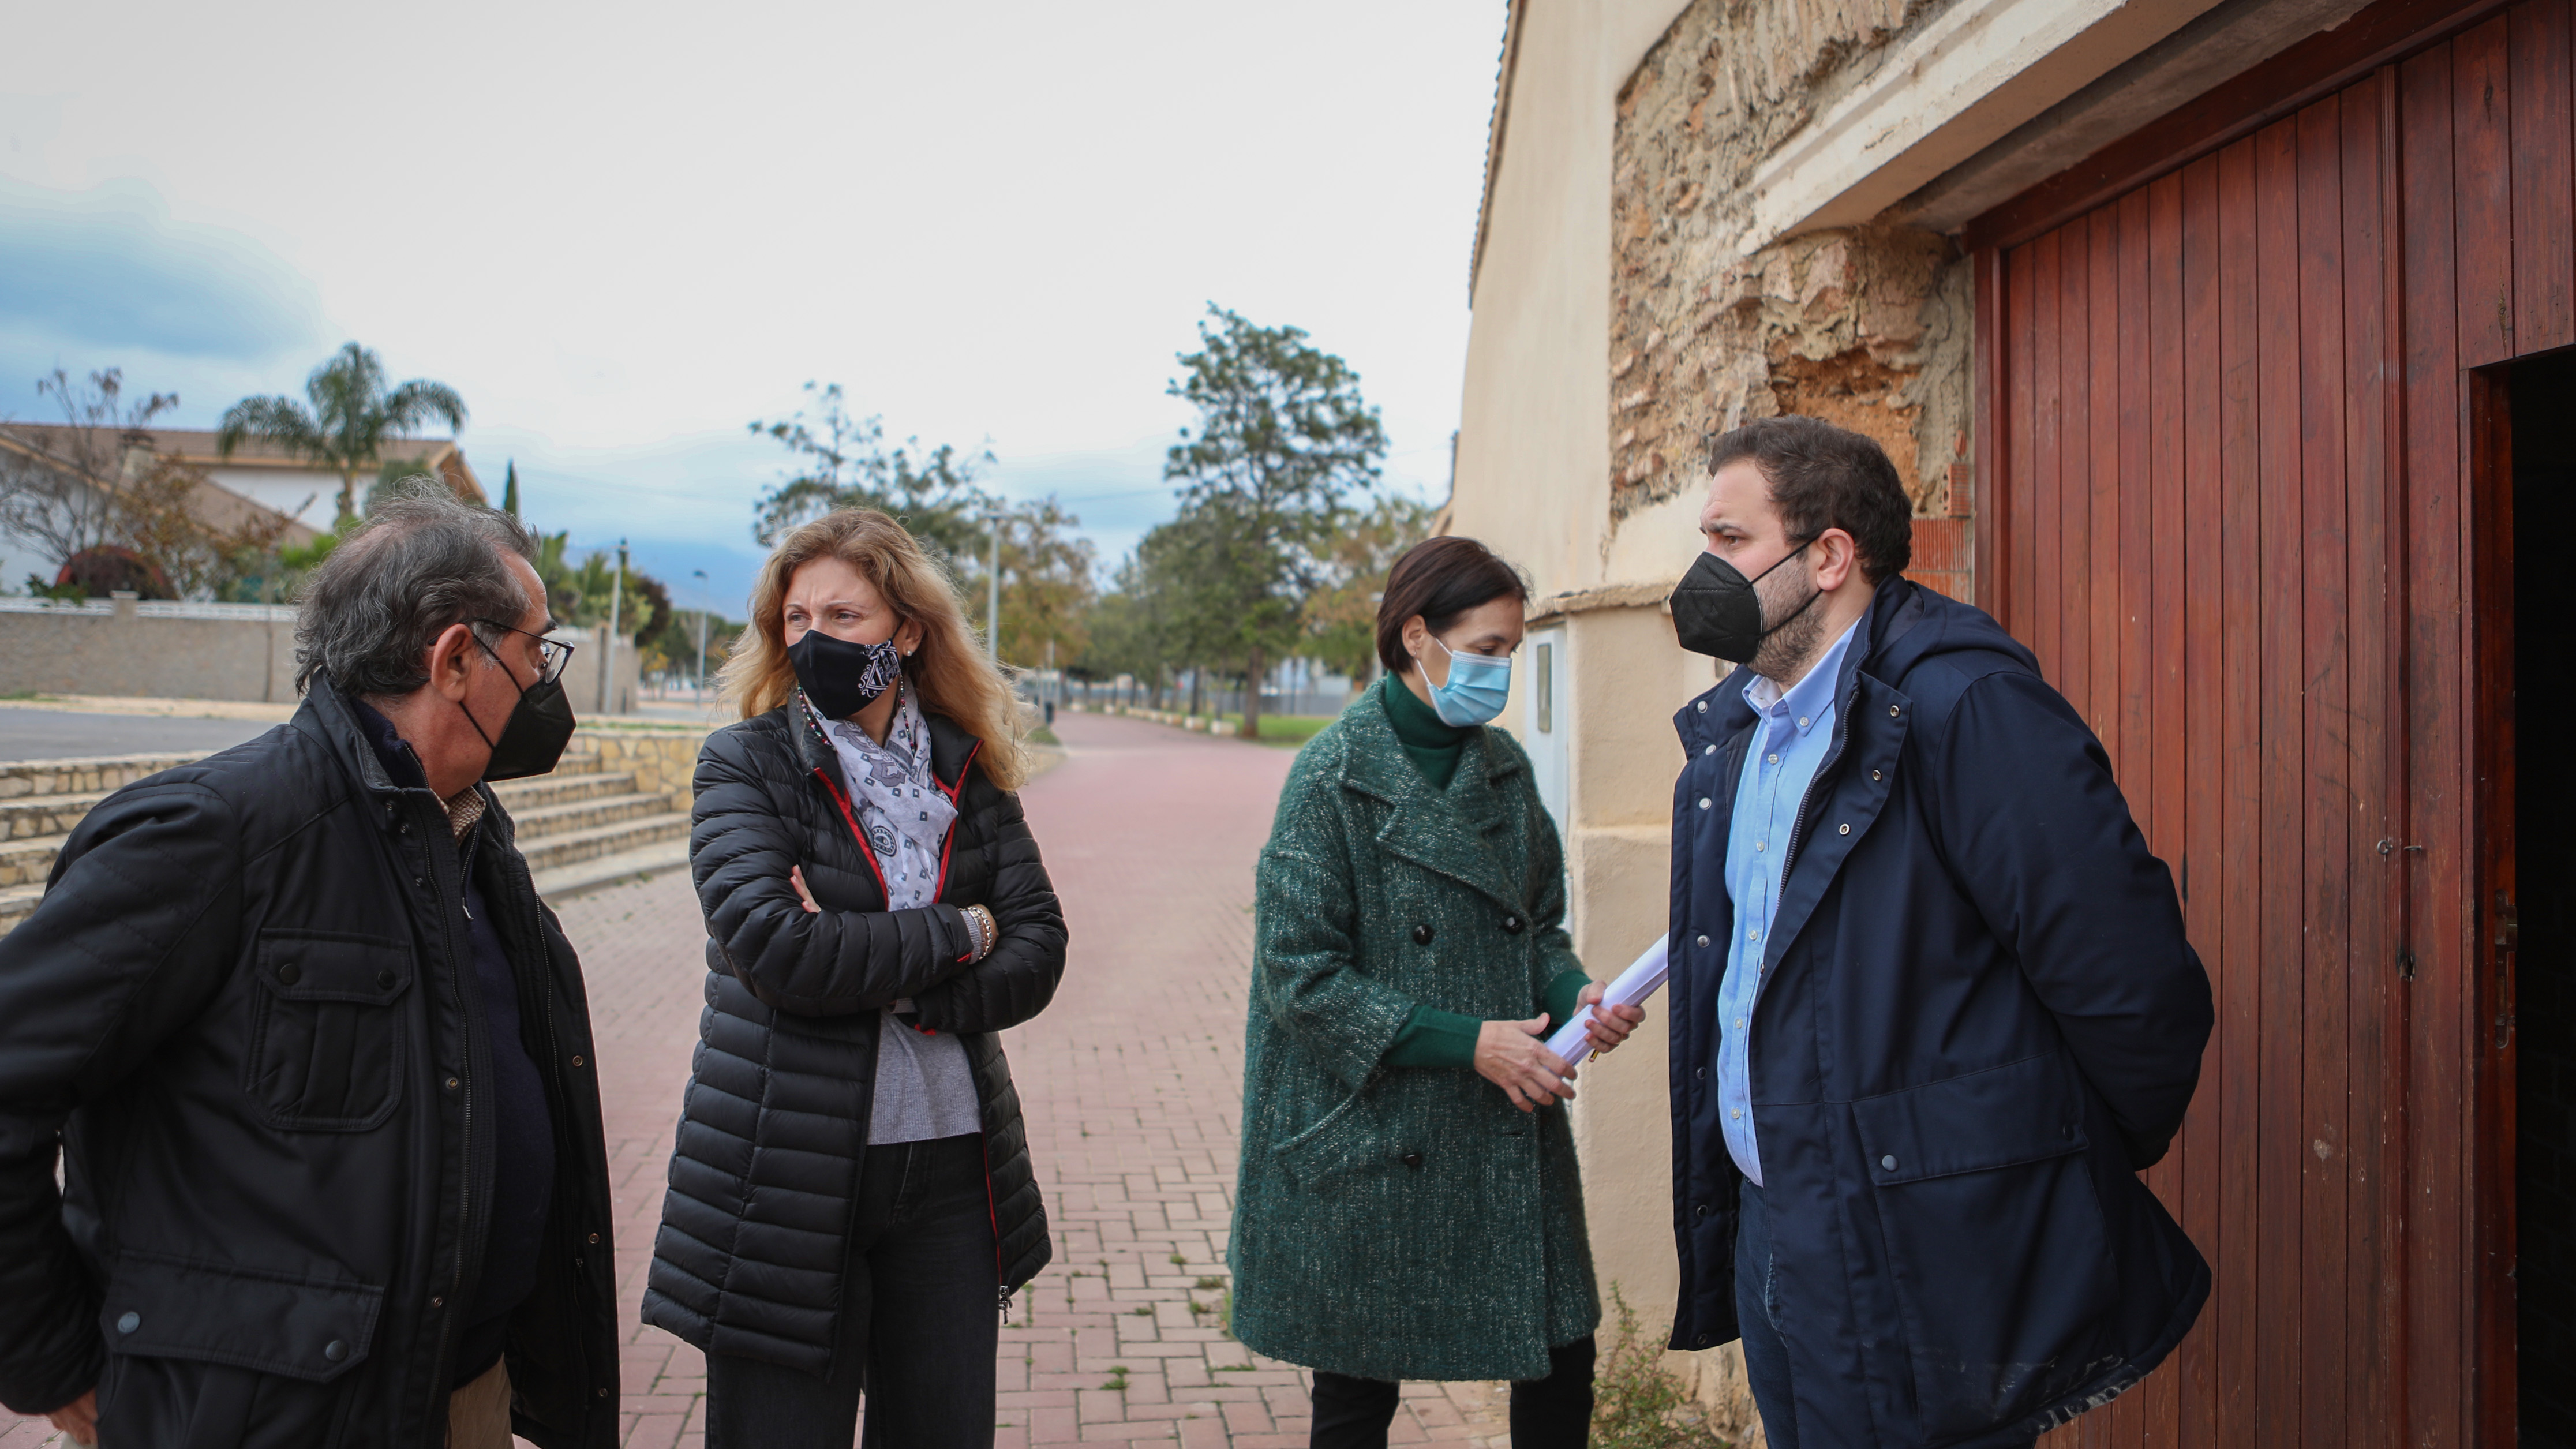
[[0, 605, 641, 714]]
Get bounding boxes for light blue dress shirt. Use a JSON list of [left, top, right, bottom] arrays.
[[1715, 619, 1859, 1186]]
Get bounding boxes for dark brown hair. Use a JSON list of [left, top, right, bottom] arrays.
[[1375, 536, 1529, 675], [1706, 415, 1912, 582]]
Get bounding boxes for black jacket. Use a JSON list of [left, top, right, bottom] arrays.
[[1667, 578, 2214, 1447], [642, 698, 1064, 1373], [0, 677, 619, 1449]]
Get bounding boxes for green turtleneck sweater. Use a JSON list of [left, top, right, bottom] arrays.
[[1375, 673, 1590, 1068]]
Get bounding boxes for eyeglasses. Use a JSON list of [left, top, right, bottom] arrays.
[[472, 618, 576, 684]]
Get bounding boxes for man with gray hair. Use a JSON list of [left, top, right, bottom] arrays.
[[0, 495, 620, 1448]]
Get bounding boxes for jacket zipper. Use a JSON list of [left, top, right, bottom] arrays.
[[422, 799, 488, 1426]]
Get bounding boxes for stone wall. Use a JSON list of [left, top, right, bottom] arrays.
[[1609, 0, 1976, 529]]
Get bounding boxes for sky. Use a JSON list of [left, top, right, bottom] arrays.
[[0, 1, 1504, 617]]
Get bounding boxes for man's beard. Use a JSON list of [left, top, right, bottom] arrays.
[[1747, 560, 1825, 683]]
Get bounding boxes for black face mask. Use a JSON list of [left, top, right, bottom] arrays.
[[1668, 540, 1820, 661], [463, 636, 578, 782], [789, 629, 905, 721]]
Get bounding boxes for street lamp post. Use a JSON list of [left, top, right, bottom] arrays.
[[691, 569, 710, 703], [984, 505, 1005, 663]]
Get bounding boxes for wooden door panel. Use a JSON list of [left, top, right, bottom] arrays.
[[1985, 2, 2576, 1435]]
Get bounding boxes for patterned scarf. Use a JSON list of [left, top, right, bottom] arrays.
[[804, 684, 957, 909]]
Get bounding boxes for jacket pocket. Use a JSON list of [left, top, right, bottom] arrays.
[[99, 1251, 383, 1383], [1273, 1088, 1387, 1194], [1851, 1053, 2121, 1440], [244, 930, 413, 1131]]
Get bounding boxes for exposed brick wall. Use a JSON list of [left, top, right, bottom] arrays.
[[1609, 0, 1975, 592]]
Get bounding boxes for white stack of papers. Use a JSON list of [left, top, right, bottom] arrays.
[[1545, 933, 1670, 1067]]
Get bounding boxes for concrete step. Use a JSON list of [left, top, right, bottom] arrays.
[[515, 812, 691, 875], [503, 792, 677, 843], [0, 752, 204, 800], [0, 834, 68, 889], [0, 792, 107, 841], [531, 837, 692, 903], [490, 770, 639, 813], [0, 883, 39, 935]]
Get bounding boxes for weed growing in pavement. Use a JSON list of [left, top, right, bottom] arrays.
[[1590, 1287, 1732, 1449], [1193, 1276, 1224, 1290], [1102, 1366, 1131, 1391], [1169, 1252, 1187, 1265], [1132, 1306, 1152, 1316]]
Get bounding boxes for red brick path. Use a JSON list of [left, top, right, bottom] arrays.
[[6, 709, 1510, 1447]]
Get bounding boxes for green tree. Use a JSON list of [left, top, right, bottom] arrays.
[[501, 460, 521, 519], [216, 342, 467, 523], [1300, 493, 1436, 683], [1160, 305, 1387, 738], [750, 381, 994, 567], [989, 496, 1097, 669]]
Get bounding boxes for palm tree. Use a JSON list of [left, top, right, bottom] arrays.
[[217, 343, 467, 522]]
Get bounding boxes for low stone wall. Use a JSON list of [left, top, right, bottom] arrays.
[[577, 726, 712, 812], [0, 601, 642, 713]]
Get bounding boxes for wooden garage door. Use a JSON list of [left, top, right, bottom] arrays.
[[1976, 1, 2575, 1440]]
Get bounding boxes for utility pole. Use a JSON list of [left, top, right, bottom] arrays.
[[692, 568, 710, 703], [984, 505, 1005, 662], [601, 538, 627, 714]]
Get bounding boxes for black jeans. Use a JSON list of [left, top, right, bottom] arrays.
[[1308, 1336, 1594, 1449], [703, 1133, 998, 1449]]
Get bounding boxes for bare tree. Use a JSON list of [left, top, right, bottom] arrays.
[[0, 368, 181, 579]]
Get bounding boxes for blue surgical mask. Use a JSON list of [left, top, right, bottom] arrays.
[[1428, 638, 1512, 727]]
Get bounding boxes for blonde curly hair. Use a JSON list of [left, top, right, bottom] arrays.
[[718, 508, 1029, 791]]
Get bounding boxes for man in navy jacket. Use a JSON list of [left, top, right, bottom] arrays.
[[1663, 416, 2212, 1448]]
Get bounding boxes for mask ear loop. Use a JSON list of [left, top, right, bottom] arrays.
[[456, 628, 530, 756]]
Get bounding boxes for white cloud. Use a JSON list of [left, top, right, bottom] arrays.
[[0, 0, 1502, 616]]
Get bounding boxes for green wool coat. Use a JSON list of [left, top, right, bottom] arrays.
[[1230, 688, 1600, 1383]]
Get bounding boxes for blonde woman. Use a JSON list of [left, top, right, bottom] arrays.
[[642, 509, 1066, 1449]]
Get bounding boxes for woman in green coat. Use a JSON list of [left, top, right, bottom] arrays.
[[1233, 536, 1646, 1449]]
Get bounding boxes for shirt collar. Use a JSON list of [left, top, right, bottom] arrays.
[[1741, 617, 1861, 737]]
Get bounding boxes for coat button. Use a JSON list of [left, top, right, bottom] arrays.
[[116, 1311, 140, 1334], [1890, 705, 1900, 717], [276, 963, 301, 986], [1695, 1204, 1711, 1218], [1881, 1155, 1897, 1171], [324, 1339, 347, 1362], [1411, 924, 1435, 945], [1871, 769, 1882, 781], [430, 1297, 444, 1310], [445, 1077, 462, 1092], [376, 969, 397, 990], [1697, 701, 1708, 713], [2061, 1125, 2075, 1140], [1704, 743, 1716, 755], [1402, 1152, 1424, 1169], [1698, 797, 1712, 810], [1503, 914, 1525, 934], [1695, 1332, 1713, 1347], [1839, 823, 1851, 835], [588, 1231, 602, 1245], [571, 1055, 585, 1068], [1697, 934, 1710, 948], [1695, 1067, 1707, 1081]]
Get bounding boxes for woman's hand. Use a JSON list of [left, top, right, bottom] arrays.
[[789, 866, 821, 914], [1579, 982, 1647, 1057], [1475, 1014, 1575, 1112]]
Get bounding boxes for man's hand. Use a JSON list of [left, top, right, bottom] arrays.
[[1578, 982, 1647, 1056], [1475, 1014, 1575, 1111], [45, 1388, 97, 1446]]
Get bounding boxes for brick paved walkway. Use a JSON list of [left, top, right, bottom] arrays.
[[2, 708, 1511, 1448]]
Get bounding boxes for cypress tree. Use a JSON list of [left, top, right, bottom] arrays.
[[502, 460, 520, 518]]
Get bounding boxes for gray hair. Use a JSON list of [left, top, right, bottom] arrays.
[[294, 482, 540, 698]]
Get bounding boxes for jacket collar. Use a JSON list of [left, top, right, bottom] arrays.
[[789, 686, 983, 796], [294, 673, 416, 806], [1336, 684, 1527, 911]]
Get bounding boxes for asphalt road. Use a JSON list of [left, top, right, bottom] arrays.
[[0, 710, 281, 763]]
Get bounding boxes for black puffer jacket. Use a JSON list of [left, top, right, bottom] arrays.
[[642, 698, 1064, 1373], [0, 677, 618, 1449]]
